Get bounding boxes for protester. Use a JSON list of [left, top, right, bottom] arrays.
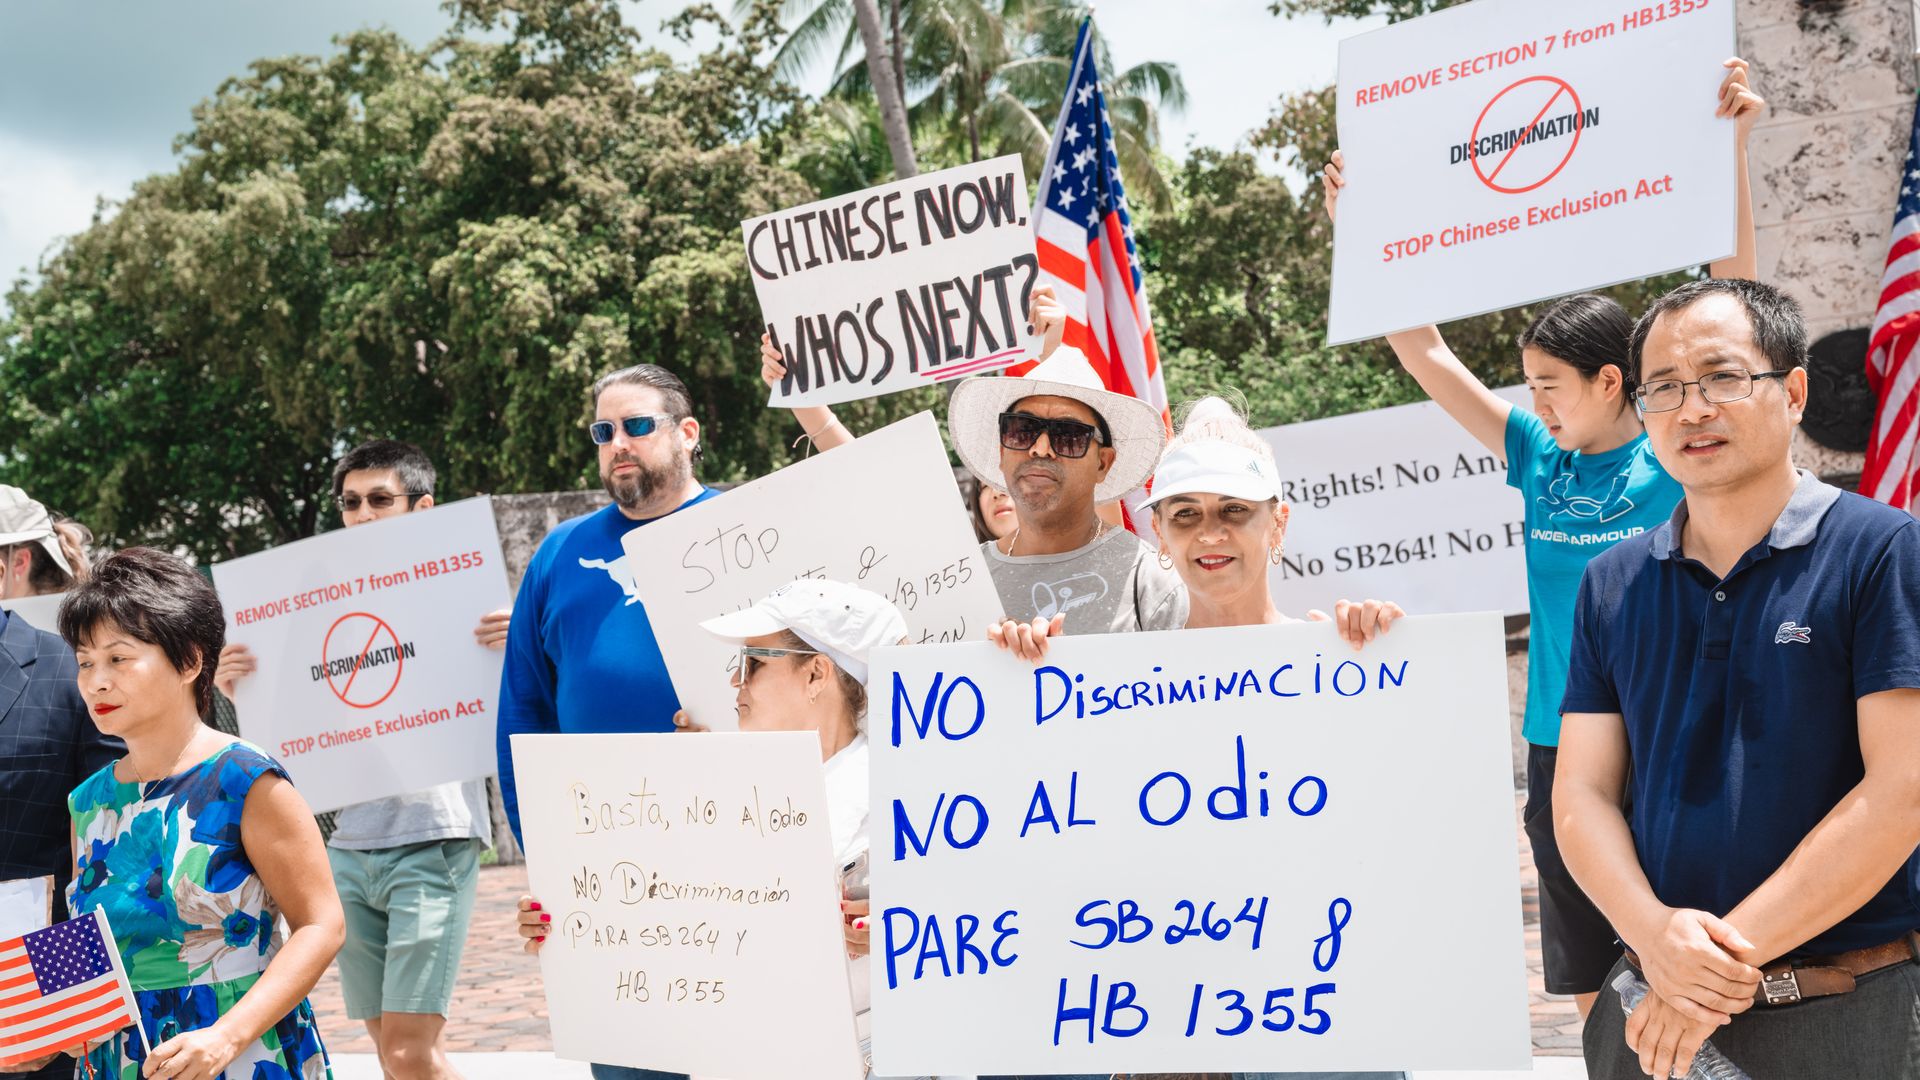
[[59, 547, 342, 1080], [1556, 278, 1920, 1078], [1319, 57, 1766, 1018], [990, 397, 1407, 1080], [962, 477, 1018, 544], [0, 488, 120, 1080], [522, 580, 913, 1077], [214, 439, 501, 1080], [0, 486, 81, 600], [496, 364, 720, 1080]]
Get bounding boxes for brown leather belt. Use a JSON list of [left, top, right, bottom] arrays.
[[1625, 930, 1920, 1007]]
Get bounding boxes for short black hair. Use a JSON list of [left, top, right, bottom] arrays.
[[1518, 294, 1638, 396], [59, 547, 226, 719], [592, 365, 702, 466], [332, 439, 436, 501], [1629, 279, 1807, 381]]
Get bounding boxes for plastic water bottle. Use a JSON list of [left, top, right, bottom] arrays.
[[1612, 969, 1751, 1080]]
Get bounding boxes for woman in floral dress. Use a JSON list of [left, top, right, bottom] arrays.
[[58, 548, 343, 1080]]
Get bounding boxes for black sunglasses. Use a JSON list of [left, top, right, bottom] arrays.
[[590, 414, 673, 445], [336, 491, 426, 513], [998, 412, 1107, 460]]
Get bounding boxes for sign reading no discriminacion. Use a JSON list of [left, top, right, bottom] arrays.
[[512, 732, 862, 1080], [1328, 0, 1735, 344], [211, 498, 512, 812], [869, 616, 1529, 1075], [623, 411, 1003, 732], [743, 156, 1042, 408], [1260, 386, 1531, 618]]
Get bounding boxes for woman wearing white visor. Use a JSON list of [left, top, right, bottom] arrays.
[[992, 397, 1408, 1080]]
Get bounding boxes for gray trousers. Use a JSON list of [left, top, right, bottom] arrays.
[[1584, 956, 1920, 1079]]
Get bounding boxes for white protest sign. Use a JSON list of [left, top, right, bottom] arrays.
[[0, 876, 53, 939], [0, 592, 65, 632], [744, 156, 1041, 407], [870, 615, 1529, 1075], [1328, 0, 1734, 344], [1261, 386, 1530, 617], [512, 732, 862, 1080], [211, 498, 511, 812], [624, 411, 1002, 732]]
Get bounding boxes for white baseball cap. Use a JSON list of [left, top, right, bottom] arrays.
[[0, 485, 74, 578], [1137, 439, 1283, 509], [699, 579, 908, 683]]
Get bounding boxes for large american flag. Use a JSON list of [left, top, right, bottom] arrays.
[[1862, 95, 1920, 513], [1026, 17, 1171, 520], [0, 911, 140, 1067]]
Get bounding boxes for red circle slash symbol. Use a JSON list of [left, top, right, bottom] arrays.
[[1469, 76, 1583, 195], [322, 612, 404, 709]]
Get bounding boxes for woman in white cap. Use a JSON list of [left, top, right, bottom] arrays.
[[993, 398, 1408, 1080], [515, 579, 914, 1079]]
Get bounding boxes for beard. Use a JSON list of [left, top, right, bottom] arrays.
[[601, 443, 690, 511]]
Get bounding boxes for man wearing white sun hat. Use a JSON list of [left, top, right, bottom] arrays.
[[948, 346, 1186, 643]]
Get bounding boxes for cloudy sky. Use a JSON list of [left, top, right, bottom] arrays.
[[0, 1, 1378, 295]]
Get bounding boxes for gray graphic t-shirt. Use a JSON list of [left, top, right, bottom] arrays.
[[982, 528, 1187, 635]]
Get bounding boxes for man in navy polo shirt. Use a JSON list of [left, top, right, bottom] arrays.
[[1556, 278, 1920, 1078]]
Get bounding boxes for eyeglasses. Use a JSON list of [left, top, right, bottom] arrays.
[[998, 412, 1107, 459], [734, 645, 818, 684], [336, 491, 426, 513], [590, 414, 674, 445], [1634, 369, 1794, 414]]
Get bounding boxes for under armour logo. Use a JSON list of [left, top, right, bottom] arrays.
[[1774, 621, 1812, 645]]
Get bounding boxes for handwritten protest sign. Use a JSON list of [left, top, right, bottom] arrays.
[[1259, 386, 1531, 617], [210, 498, 511, 812], [744, 156, 1041, 407], [512, 732, 862, 1080], [1328, 0, 1734, 344], [870, 615, 1529, 1074], [624, 411, 1003, 731], [0, 592, 65, 632]]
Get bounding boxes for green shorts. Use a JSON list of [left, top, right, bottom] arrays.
[[330, 838, 482, 1020]]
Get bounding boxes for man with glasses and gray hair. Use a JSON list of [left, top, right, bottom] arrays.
[[493, 364, 717, 1080]]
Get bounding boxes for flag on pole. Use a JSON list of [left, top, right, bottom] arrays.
[[0, 910, 140, 1067], [1862, 94, 1920, 514], [1027, 17, 1171, 526]]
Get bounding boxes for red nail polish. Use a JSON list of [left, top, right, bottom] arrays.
[[541, 914, 551, 923], [853, 918, 867, 930], [529, 902, 541, 911], [537, 935, 547, 942]]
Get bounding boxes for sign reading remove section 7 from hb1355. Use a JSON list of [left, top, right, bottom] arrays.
[[210, 497, 512, 813], [1327, 0, 1734, 345], [743, 155, 1041, 408], [869, 616, 1530, 1075]]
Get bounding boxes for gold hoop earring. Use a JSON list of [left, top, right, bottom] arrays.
[[1158, 550, 1173, 570]]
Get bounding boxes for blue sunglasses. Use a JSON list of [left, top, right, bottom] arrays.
[[590, 414, 673, 445]]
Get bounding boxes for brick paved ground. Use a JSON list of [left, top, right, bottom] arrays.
[[310, 793, 1586, 1058]]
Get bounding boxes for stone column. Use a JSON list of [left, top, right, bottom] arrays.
[[1740, 0, 1917, 480]]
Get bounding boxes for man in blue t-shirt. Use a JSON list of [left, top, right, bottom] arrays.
[[1557, 279, 1920, 1079], [495, 364, 718, 1080]]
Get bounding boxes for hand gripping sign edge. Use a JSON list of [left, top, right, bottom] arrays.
[[1469, 75, 1584, 196], [321, 611, 406, 709]]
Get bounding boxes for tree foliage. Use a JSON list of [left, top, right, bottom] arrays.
[[0, 0, 931, 561]]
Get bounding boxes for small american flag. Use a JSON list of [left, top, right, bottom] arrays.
[[1026, 17, 1171, 526], [1862, 93, 1920, 513], [0, 910, 140, 1067]]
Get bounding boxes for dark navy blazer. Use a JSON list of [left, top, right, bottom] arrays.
[[0, 608, 122, 919]]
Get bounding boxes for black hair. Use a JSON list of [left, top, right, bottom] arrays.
[[2, 540, 75, 594], [958, 475, 1005, 544], [1629, 278, 1807, 381], [332, 439, 437, 502], [593, 364, 703, 466], [59, 547, 226, 719], [1517, 294, 1638, 397]]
